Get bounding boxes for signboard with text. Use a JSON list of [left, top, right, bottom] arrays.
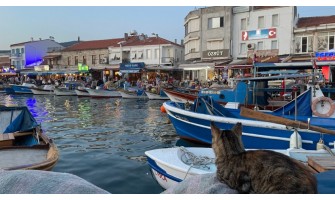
[[315, 51, 335, 61], [78, 63, 89, 72], [247, 49, 279, 64], [242, 28, 276, 41], [202, 49, 229, 59]]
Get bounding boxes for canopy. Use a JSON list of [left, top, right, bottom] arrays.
[[120, 62, 145, 73]]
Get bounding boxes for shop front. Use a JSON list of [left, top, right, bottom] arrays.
[[119, 62, 145, 86]]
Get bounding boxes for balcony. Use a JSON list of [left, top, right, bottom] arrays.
[[10, 53, 22, 58]]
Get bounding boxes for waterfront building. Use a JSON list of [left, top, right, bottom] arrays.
[[0, 50, 10, 73], [108, 31, 184, 84], [9, 38, 63, 71], [181, 6, 233, 82], [292, 15, 335, 83]]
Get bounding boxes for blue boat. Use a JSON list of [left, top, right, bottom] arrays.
[[163, 85, 335, 150], [0, 105, 59, 170], [6, 83, 37, 94]]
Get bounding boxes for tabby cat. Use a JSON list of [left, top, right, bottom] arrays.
[[211, 122, 317, 194]]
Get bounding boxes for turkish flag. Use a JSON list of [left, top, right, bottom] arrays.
[[268, 28, 276, 38], [242, 31, 248, 41]]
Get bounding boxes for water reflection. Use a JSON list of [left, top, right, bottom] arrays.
[[0, 94, 178, 193]]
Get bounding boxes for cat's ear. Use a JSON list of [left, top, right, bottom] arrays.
[[232, 122, 242, 136], [210, 121, 220, 135]]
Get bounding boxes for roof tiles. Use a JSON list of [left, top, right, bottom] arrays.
[[297, 15, 335, 28]]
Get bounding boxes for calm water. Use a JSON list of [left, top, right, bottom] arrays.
[[0, 93, 181, 194]]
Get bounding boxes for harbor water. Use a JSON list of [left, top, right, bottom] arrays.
[[0, 93, 183, 194]]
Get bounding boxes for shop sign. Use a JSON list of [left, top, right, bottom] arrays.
[[242, 28, 276, 41], [247, 49, 279, 64], [202, 49, 229, 58], [78, 63, 89, 72], [315, 51, 335, 61]]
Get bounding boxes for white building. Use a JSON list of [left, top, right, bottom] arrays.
[[232, 6, 298, 60], [10, 38, 63, 70], [108, 32, 184, 68]]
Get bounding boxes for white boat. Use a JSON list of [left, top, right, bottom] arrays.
[[75, 87, 91, 97], [145, 146, 335, 190], [86, 87, 121, 98], [31, 85, 55, 95], [118, 88, 148, 99], [163, 88, 198, 104], [145, 91, 169, 100], [54, 87, 77, 96]]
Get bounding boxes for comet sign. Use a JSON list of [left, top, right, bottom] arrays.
[[242, 28, 277, 41]]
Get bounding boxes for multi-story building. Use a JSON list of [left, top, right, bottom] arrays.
[[0, 50, 10, 73], [108, 32, 184, 82], [293, 15, 335, 82], [182, 6, 233, 82], [10, 38, 63, 70], [232, 6, 297, 60]]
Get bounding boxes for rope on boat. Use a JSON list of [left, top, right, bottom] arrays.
[[179, 146, 215, 180]]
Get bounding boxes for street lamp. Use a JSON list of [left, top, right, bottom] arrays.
[[152, 33, 160, 67]]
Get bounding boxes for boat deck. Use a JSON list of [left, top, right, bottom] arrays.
[[0, 148, 48, 169]]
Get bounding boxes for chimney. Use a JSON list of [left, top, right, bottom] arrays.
[[39, 38, 42, 40], [31, 37, 34, 41], [78, 36, 80, 42], [175, 39, 177, 44], [124, 33, 129, 41], [181, 39, 184, 46]]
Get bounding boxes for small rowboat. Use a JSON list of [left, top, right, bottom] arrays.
[[0, 105, 59, 170]]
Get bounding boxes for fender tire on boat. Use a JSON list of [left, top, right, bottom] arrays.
[[311, 96, 335, 117]]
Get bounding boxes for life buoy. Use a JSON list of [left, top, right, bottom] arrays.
[[311, 96, 335, 117]]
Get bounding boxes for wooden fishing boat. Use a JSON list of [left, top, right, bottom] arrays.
[[0, 106, 59, 170]]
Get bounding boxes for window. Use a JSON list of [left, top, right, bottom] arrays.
[[68, 57, 71, 65], [75, 56, 78, 65], [257, 41, 264, 50], [21, 48, 24, 54], [208, 17, 224, 29], [240, 43, 246, 54], [271, 40, 278, 49], [258, 16, 265, 29], [99, 54, 104, 64], [146, 49, 151, 59], [207, 40, 224, 50], [83, 56, 86, 64], [186, 18, 200, 34], [330, 36, 334, 50], [15, 48, 20, 54], [154, 49, 159, 59], [11, 49, 15, 54], [132, 51, 137, 59], [92, 55, 96, 64], [241, 18, 246, 30], [272, 14, 279, 27], [22, 60, 25, 66], [302, 36, 308, 53]]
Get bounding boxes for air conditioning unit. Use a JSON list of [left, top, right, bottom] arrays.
[[190, 48, 196, 53], [247, 43, 255, 50], [100, 58, 108, 64]]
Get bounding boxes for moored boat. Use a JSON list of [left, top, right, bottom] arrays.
[[145, 146, 334, 189], [163, 85, 335, 150], [118, 87, 147, 99], [145, 90, 169, 100], [8, 83, 37, 94], [31, 85, 55, 95], [75, 87, 91, 97], [163, 88, 198, 104], [0, 105, 59, 170], [86, 87, 121, 98]]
